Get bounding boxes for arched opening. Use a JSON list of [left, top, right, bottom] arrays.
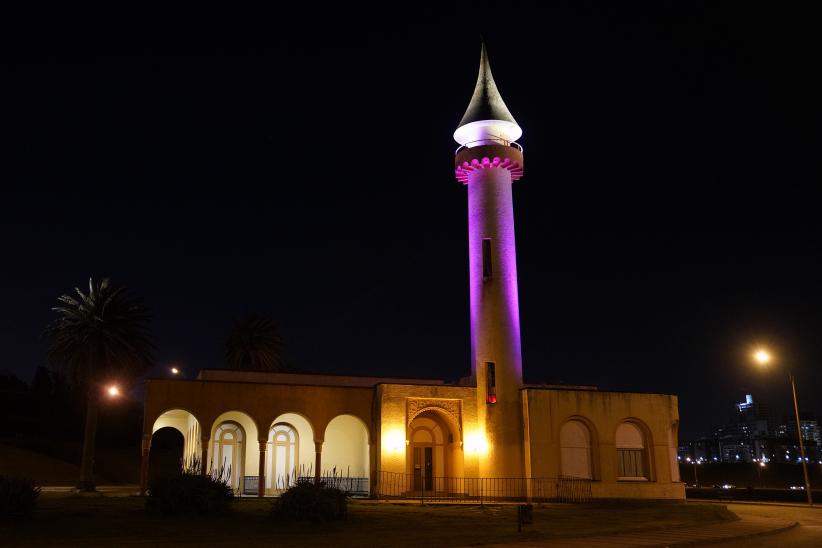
[[616, 421, 649, 481], [212, 422, 245, 490], [209, 411, 259, 494], [267, 413, 315, 494], [151, 409, 201, 469], [408, 410, 462, 492], [560, 420, 593, 479], [323, 414, 369, 495], [148, 427, 184, 487], [269, 423, 298, 491]]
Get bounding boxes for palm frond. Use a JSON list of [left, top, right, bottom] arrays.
[[46, 276, 155, 388], [224, 313, 286, 372]]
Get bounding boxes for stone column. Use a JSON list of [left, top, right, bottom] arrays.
[[201, 435, 210, 476], [369, 441, 377, 496], [258, 440, 266, 497], [314, 440, 323, 485], [139, 435, 151, 496]]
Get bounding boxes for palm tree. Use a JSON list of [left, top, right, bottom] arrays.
[[46, 277, 153, 491], [224, 313, 286, 371]]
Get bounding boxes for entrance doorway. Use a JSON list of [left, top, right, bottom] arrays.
[[408, 410, 463, 493], [149, 427, 184, 487], [413, 446, 434, 491]]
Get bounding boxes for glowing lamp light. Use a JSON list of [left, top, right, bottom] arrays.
[[170, 367, 180, 375], [107, 385, 120, 397], [753, 349, 771, 365], [383, 430, 406, 454], [464, 431, 489, 455]]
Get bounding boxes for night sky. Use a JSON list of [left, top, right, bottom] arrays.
[[3, 5, 821, 439]]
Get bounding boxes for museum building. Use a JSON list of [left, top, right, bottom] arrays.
[[141, 45, 684, 501]]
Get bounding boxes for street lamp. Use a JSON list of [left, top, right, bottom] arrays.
[[686, 457, 699, 486], [106, 385, 120, 398], [752, 347, 812, 505]]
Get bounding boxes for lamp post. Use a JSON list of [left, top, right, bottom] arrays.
[[686, 457, 699, 486], [753, 348, 812, 505]]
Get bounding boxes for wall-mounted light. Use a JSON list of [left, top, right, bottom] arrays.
[[383, 429, 406, 453], [464, 431, 488, 455]]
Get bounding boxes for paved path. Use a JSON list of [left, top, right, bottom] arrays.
[[711, 503, 822, 547], [487, 504, 797, 547], [40, 484, 140, 496]]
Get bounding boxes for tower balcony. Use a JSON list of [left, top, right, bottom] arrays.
[[454, 139, 524, 184], [455, 137, 523, 156]]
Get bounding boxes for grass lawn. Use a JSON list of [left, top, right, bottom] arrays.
[[0, 495, 737, 547]]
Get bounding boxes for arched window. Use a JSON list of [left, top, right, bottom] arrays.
[[268, 423, 299, 491], [560, 420, 592, 479], [616, 422, 648, 480], [213, 422, 245, 490]]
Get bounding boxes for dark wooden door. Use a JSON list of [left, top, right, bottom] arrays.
[[424, 447, 433, 491]]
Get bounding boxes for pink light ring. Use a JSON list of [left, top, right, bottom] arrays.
[[455, 155, 523, 184]]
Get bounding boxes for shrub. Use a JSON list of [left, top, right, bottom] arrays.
[[146, 466, 234, 516], [272, 479, 347, 523], [0, 476, 41, 518]]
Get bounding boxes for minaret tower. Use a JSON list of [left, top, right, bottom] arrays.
[[454, 44, 524, 478]]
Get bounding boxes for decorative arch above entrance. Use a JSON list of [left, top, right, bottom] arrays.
[[408, 409, 464, 491], [406, 398, 462, 442]]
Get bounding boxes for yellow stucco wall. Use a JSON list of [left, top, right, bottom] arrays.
[[523, 388, 685, 499], [376, 384, 479, 479], [144, 376, 684, 500], [144, 379, 374, 445]]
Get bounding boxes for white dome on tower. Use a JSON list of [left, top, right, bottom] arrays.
[[453, 43, 522, 147]]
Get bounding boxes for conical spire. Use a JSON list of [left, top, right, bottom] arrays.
[[453, 43, 522, 147]]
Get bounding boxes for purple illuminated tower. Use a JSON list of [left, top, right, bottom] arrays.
[[454, 44, 524, 478]]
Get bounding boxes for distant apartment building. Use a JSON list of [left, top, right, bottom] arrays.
[[680, 394, 820, 464]]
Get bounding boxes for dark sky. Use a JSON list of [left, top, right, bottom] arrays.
[[3, 4, 821, 439]]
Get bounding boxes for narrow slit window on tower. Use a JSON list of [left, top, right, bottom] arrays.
[[486, 362, 496, 404], [482, 238, 493, 280]]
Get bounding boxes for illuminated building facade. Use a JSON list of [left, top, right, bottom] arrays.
[[141, 46, 684, 501]]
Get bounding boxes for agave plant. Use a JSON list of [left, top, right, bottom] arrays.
[[46, 277, 153, 491], [224, 313, 286, 371]]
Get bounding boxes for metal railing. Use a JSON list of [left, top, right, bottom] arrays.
[[375, 471, 591, 503], [241, 475, 259, 495], [304, 475, 370, 497], [240, 475, 370, 497], [455, 139, 524, 156]]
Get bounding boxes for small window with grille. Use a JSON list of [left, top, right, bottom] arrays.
[[486, 362, 496, 404], [482, 239, 493, 280]]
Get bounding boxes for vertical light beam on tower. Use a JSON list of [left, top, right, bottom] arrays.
[[454, 43, 524, 478]]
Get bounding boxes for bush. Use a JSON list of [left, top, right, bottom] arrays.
[[146, 470, 234, 516], [272, 479, 347, 523], [0, 476, 40, 518]]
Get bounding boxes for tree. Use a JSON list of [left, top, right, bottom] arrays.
[[224, 313, 286, 371], [46, 277, 153, 491]]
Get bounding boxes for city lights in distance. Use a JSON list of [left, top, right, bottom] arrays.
[[171, 367, 180, 375]]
